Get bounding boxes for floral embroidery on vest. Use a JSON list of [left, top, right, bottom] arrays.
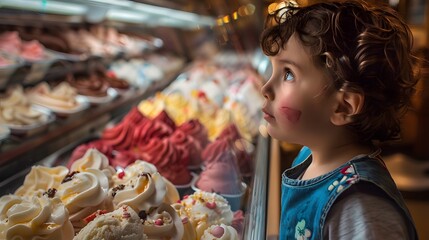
[[327, 165, 359, 193], [295, 219, 312, 240]]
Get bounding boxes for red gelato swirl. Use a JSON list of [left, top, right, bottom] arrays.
[[169, 130, 203, 168], [138, 138, 191, 185], [196, 150, 242, 195], [67, 140, 113, 168], [123, 107, 147, 125], [153, 110, 176, 131], [132, 119, 173, 147], [110, 150, 141, 169], [217, 124, 241, 142], [101, 121, 135, 150], [178, 119, 210, 148]]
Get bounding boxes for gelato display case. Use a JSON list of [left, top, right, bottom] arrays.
[[0, 1, 272, 239]]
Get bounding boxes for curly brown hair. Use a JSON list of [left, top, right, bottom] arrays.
[[261, 0, 418, 143]]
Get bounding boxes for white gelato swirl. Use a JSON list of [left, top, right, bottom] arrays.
[[180, 191, 233, 239], [201, 224, 239, 240], [112, 160, 158, 186], [111, 170, 166, 212], [15, 166, 68, 197], [112, 160, 179, 205], [142, 203, 183, 240], [0, 195, 74, 240], [56, 169, 111, 232], [70, 148, 115, 187]]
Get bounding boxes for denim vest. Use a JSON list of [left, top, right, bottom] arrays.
[[279, 147, 418, 239]]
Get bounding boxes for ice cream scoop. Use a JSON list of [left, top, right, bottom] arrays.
[[73, 205, 147, 240], [141, 203, 184, 240], [179, 191, 233, 239], [57, 169, 112, 232]]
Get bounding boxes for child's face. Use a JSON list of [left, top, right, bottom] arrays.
[[261, 33, 336, 145]]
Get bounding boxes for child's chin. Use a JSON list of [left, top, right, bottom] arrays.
[[267, 126, 289, 141]]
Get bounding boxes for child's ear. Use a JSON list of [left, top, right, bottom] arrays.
[[330, 90, 364, 126]]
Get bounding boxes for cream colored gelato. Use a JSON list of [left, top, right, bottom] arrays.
[[73, 205, 147, 240], [28, 82, 81, 112], [70, 148, 115, 187], [142, 203, 184, 240], [201, 224, 239, 240], [0, 195, 74, 240], [15, 165, 68, 197], [112, 160, 179, 205], [56, 168, 112, 232], [110, 168, 166, 213], [180, 191, 233, 239], [0, 86, 48, 126], [171, 203, 197, 240]]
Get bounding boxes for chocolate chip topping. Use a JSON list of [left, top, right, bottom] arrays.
[[138, 210, 147, 222], [43, 188, 57, 198], [61, 171, 80, 184], [111, 184, 125, 197]]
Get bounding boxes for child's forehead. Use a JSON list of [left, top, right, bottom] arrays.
[[270, 34, 314, 65]]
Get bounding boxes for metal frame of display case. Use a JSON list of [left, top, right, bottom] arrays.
[[243, 134, 270, 240]]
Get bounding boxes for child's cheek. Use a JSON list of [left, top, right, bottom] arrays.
[[279, 106, 301, 124]]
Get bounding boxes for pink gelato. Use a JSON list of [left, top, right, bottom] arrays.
[[0, 31, 21, 55], [178, 119, 210, 148], [20, 40, 45, 61], [139, 138, 191, 185], [205, 125, 253, 176], [196, 149, 242, 195]]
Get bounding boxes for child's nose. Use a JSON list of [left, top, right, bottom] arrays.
[[261, 80, 275, 100]]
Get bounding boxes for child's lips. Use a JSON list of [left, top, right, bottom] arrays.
[[262, 108, 275, 122]]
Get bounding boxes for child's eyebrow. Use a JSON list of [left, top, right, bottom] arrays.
[[278, 58, 302, 71]]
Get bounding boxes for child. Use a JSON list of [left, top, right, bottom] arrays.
[[260, 1, 419, 239]]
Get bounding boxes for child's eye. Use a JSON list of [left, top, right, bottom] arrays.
[[283, 69, 294, 81]]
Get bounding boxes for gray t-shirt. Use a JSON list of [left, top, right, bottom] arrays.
[[323, 183, 411, 239]]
